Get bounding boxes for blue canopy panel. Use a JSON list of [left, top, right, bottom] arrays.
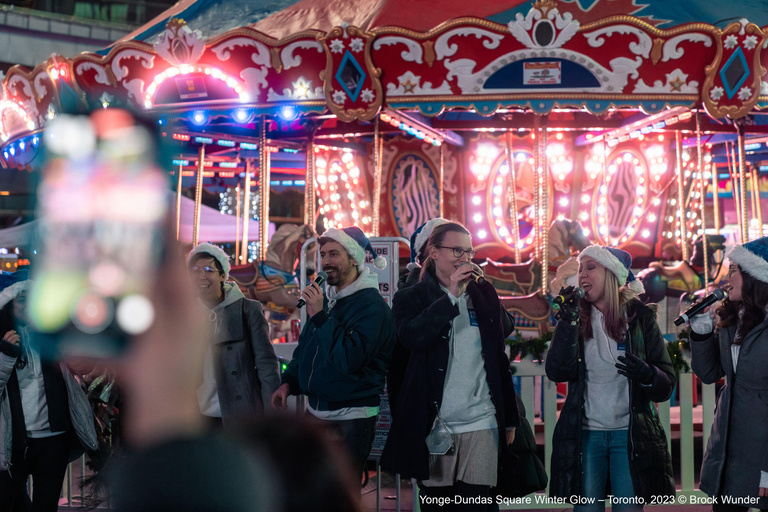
[[488, 0, 768, 28], [98, 0, 303, 54]]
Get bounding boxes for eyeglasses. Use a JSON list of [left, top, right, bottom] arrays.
[[436, 246, 477, 259], [189, 266, 219, 276]]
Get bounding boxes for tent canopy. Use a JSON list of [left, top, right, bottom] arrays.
[[0, 194, 274, 247]]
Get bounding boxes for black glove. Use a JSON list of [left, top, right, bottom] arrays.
[[615, 353, 655, 385], [554, 286, 580, 322]]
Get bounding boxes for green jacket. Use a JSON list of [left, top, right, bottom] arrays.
[[282, 282, 395, 411]]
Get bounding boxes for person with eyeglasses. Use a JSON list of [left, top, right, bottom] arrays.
[[381, 222, 520, 511], [0, 280, 98, 512], [187, 243, 280, 429]]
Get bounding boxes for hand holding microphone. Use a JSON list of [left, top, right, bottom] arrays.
[[674, 288, 727, 329], [554, 286, 584, 323], [297, 271, 328, 317]]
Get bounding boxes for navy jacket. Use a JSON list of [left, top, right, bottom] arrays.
[[282, 287, 395, 411], [380, 269, 520, 480]]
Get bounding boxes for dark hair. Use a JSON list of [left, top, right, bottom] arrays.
[[233, 417, 363, 512], [0, 299, 13, 338], [419, 222, 471, 282], [318, 237, 357, 269], [716, 266, 768, 344], [189, 252, 224, 275]]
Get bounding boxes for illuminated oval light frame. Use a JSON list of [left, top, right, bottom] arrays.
[[486, 149, 544, 251], [594, 148, 649, 247], [143, 64, 249, 109], [0, 100, 37, 142], [314, 148, 371, 233]]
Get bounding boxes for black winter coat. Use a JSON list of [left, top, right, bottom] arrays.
[[545, 300, 676, 500], [380, 269, 520, 481]]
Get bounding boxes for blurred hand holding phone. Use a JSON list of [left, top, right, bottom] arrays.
[[28, 109, 169, 359]]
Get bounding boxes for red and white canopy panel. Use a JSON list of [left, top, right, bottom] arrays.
[[0, 0, 767, 150]]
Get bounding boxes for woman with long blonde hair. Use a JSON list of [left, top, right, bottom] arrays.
[[546, 246, 675, 512]]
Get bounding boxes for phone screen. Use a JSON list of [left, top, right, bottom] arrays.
[[27, 109, 168, 359]]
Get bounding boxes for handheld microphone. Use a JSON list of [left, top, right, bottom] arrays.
[[674, 288, 727, 326], [471, 272, 486, 285], [296, 271, 328, 308], [553, 287, 585, 305], [460, 263, 485, 284]]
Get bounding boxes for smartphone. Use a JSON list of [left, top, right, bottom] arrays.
[[27, 109, 168, 359]]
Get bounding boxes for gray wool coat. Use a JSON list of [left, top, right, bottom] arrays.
[[691, 315, 768, 508], [207, 295, 280, 424]]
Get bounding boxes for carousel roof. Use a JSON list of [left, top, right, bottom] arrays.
[[108, 0, 768, 48]]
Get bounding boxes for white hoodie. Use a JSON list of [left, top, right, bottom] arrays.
[[197, 282, 245, 418]]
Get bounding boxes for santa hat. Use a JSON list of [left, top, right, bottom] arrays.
[[0, 280, 28, 309], [187, 242, 231, 280], [578, 245, 644, 294], [727, 236, 768, 284], [409, 218, 448, 270], [320, 227, 386, 269]]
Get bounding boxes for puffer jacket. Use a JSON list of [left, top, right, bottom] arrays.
[[0, 340, 98, 472], [545, 300, 676, 500]]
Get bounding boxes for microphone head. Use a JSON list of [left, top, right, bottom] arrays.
[[574, 287, 585, 299], [315, 271, 328, 285], [712, 288, 727, 300]]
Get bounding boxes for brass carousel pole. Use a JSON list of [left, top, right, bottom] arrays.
[[676, 130, 689, 261], [259, 116, 271, 261], [372, 118, 382, 237], [696, 112, 709, 290], [439, 140, 445, 218], [305, 136, 316, 226], [532, 120, 541, 262], [539, 116, 550, 290], [712, 159, 721, 232], [175, 159, 183, 241], [728, 142, 743, 243], [737, 120, 749, 242], [753, 165, 763, 236], [750, 165, 759, 238], [241, 162, 251, 263], [235, 184, 241, 263], [192, 145, 205, 247], [504, 131, 521, 263]]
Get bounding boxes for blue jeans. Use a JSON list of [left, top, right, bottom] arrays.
[[576, 429, 642, 512]]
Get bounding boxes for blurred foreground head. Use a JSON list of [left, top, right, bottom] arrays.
[[233, 416, 364, 512]]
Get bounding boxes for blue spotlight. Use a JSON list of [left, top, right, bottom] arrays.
[[233, 109, 250, 123], [191, 111, 207, 126], [278, 105, 298, 121]]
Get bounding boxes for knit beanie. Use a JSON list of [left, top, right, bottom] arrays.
[[187, 242, 231, 280], [727, 236, 768, 284], [578, 245, 644, 294], [320, 227, 386, 269]]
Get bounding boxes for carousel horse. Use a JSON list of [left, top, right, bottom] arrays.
[[500, 291, 552, 336], [229, 223, 317, 339], [482, 218, 590, 296], [636, 234, 727, 305]]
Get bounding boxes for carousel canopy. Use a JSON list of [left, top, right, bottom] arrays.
[[110, 0, 768, 46]]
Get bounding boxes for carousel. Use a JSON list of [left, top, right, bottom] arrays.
[[2, 0, 768, 337]]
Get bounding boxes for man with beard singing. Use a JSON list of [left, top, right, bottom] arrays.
[[272, 227, 396, 480]]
